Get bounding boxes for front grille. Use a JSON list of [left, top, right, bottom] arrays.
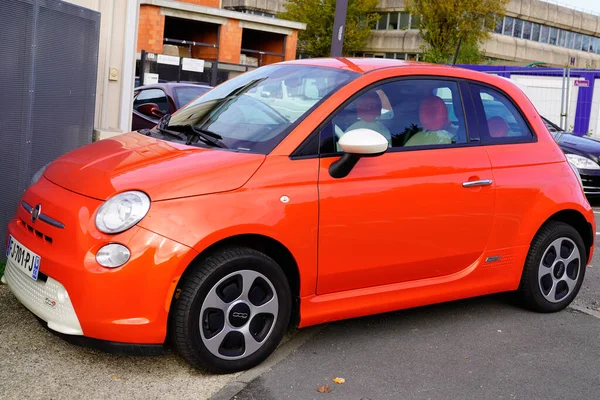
[[18, 217, 53, 245], [580, 173, 600, 194]]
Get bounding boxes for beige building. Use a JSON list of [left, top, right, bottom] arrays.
[[231, 0, 600, 68], [63, 0, 140, 140]]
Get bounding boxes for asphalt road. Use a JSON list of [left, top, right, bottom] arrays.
[[227, 208, 600, 400], [1, 207, 600, 400]]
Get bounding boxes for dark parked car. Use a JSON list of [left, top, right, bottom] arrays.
[[132, 82, 212, 131], [542, 116, 600, 196]]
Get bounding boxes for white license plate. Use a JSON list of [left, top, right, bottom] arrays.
[[6, 235, 41, 281]]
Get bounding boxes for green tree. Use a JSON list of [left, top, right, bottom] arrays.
[[407, 0, 509, 64], [279, 0, 380, 58]]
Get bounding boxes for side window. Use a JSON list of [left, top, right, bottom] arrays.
[[319, 79, 468, 154], [133, 89, 169, 114], [471, 84, 534, 143]]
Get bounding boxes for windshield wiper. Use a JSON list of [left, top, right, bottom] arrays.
[[186, 126, 228, 149]]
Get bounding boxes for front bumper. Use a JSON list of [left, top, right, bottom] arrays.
[[2, 260, 82, 335], [579, 168, 600, 195], [4, 176, 198, 344]]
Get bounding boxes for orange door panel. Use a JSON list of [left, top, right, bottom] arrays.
[[317, 147, 495, 295]]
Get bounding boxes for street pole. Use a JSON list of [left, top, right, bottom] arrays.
[[330, 0, 349, 57]]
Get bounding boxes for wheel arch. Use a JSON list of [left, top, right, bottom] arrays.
[[169, 233, 302, 329], [538, 209, 594, 263]]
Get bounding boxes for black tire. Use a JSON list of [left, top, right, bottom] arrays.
[[171, 247, 291, 373], [517, 221, 586, 313]]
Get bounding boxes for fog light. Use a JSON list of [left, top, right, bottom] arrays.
[[96, 244, 130, 268]]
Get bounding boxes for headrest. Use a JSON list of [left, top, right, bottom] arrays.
[[487, 116, 509, 138], [356, 91, 382, 122]]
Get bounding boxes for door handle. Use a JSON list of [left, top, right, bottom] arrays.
[[462, 179, 493, 188]]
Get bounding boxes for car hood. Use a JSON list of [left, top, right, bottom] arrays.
[[44, 132, 265, 201], [559, 133, 600, 158]]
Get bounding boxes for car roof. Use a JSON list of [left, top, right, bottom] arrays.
[[280, 57, 441, 74], [134, 82, 212, 91]]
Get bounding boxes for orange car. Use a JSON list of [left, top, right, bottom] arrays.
[[3, 58, 595, 373]]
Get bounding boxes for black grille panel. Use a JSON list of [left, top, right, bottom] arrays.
[[18, 217, 53, 245]]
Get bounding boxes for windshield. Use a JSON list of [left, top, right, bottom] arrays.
[[174, 86, 211, 108], [164, 65, 358, 153]]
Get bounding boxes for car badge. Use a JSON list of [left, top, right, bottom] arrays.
[[31, 204, 42, 223]]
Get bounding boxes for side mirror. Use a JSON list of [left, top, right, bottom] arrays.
[[138, 103, 165, 119], [330, 129, 388, 179]]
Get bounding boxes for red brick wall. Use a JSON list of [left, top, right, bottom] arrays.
[[137, 5, 165, 54], [218, 20, 243, 64], [285, 31, 298, 61], [261, 36, 285, 65], [178, 0, 221, 7], [192, 30, 218, 60]]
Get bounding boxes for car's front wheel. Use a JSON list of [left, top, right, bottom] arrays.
[[517, 221, 586, 312], [171, 247, 291, 373]]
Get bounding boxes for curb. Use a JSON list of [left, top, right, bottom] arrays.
[[568, 304, 600, 319]]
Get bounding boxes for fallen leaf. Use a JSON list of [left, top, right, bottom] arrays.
[[111, 375, 120, 380], [464, 356, 469, 359], [333, 377, 346, 384], [317, 384, 332, 393]]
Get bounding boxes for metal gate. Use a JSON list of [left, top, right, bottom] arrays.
[[0, 0, 100, 258]]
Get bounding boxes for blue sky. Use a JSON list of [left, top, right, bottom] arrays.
[[558, 0, 600, 14]]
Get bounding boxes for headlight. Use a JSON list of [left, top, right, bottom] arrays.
[[30, 162, 51, 186], [95, 191, 151, 234], [565, 154, 600, 170], [96, 243, 131, 268]]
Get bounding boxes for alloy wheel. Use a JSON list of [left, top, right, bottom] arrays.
[[538, 237, 581, 303], [199, 270, 279, 360]]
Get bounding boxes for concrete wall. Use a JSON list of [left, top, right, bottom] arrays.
[[483, 33, 600, 68], [63, 0, 139, 139], [223, 0, 287, 14]]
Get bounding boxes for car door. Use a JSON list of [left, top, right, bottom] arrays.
[[132, 88, 170, 130], [316, 78, 496, 295]]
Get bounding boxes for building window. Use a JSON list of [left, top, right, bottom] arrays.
[[522, 21, 532, 40], [376, 13, 387, 30], [399, 12, 410, 30], [564, 31, 573, 48], [503, 16, 514, 36], [494, 16, 503, 34], [388, 12, 399, 29], [557, 29, 565, 47], [513, 19, 522, 38], [574, 33, 582, 50], [549, 27, 558, 45], [410, 14, 420, 29], [531, 23, 540, 41], [540, 25, 549, 43], [583, 35, 590, 52]]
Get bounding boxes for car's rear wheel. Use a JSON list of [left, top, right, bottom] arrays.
[[171, 247, 291, 373], [517, 221, 586, 312]]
